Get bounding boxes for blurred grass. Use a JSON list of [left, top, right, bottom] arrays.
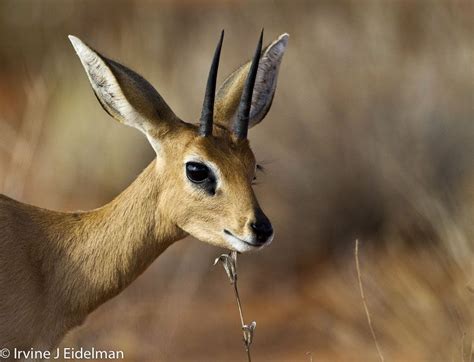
[[0, 0, 473, 360]]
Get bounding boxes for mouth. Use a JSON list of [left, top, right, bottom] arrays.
[[223, 229, 266, 249], [224, 229, 267, 249]]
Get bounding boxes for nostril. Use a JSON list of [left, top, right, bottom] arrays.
[[251, 221, 273, 243]]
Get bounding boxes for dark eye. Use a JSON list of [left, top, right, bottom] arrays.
[[186, 162, 211, 183]]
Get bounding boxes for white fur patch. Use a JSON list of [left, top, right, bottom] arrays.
[[68, 35, 145, 132]]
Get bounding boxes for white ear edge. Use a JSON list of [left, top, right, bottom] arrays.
[[249, 33, 289, 127], [265, 33, 289, 60], [68, 35, 145, 132]]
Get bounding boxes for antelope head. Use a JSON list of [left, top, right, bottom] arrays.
[[69, 31, 288, 253]]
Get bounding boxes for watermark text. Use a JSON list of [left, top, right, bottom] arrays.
[[0, 347, 124, 360]]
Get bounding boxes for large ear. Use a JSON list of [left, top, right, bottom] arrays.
[[69, 35, 180, 149], [214, 33, 288, 130]]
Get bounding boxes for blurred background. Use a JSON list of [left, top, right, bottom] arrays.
[[0, 0, 473, 360]]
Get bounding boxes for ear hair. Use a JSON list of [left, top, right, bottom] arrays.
[[251, 33, 289, 126], [214, 33, 289, 130], [69, 35, 180, 138]]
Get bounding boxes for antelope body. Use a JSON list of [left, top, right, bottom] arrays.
[[0, 32, 288, 351]]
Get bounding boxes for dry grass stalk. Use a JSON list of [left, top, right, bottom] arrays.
[[2, 75, 48, 198], [0, 120, 16, 154], [461, 332, 466, 362], [215, 251, 256, 362], [355, 239, 385, 362]]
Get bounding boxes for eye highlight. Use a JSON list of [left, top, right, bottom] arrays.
[[185, 161, 216, 195], [186, 162, 210, 183]]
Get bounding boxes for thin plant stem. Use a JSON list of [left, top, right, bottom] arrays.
[[233, 280, 252, 362], [355, 239, 385, 362], [214, 251, 255, 362], [470, 334, 473, 362], [470, 268, 474, 362], [461, 332, 466, 362]]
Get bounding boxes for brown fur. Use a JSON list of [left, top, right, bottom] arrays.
[[0, 34, 288, 351], [0, 162, 183, 349]]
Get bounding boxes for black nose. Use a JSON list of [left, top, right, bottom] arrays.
[[251, 212, 273, 245]]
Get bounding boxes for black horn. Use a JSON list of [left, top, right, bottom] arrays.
[[199, 30, 224, 137], [233, 29, 264, 139]]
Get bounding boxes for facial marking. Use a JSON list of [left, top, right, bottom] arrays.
[[163, 127, 271, 253]]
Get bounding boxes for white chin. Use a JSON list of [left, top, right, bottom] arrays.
[[223, 233, 261, 253]]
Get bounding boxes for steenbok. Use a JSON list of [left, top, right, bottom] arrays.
[[0, 30, 288, 350]]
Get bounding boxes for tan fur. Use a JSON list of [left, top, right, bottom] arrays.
[[0, 34, 288, 351], [0, 162, 183, 349]]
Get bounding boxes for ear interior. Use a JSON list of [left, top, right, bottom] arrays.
[[250, 33, 289, 127], [69, 35, 179, 135], [214, 33, 289, 131]]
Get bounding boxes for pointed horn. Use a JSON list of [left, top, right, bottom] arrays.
[[199, 30, 224, 137], [233, 29, 264, 140]]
